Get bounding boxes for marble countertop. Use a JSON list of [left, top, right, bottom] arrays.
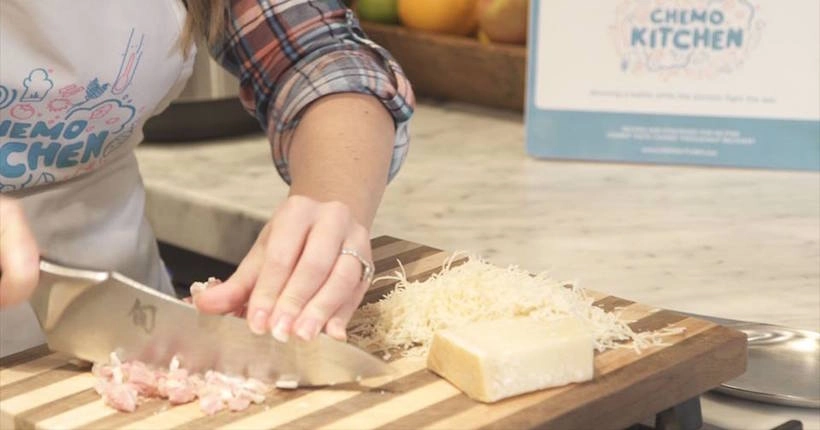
[[137, 102, 820, 429], [137, 102, 820, 332]]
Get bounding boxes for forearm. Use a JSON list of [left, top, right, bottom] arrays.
[[197, 0, 414, 340], [285, 93, 396, 229]]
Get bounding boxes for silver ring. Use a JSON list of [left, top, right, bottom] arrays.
[[340, 248, 374, 283]]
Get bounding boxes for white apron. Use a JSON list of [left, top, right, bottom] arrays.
[[0, 1, 196, 357]]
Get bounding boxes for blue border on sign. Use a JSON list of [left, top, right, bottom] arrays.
[[523, 0, 820, 171]]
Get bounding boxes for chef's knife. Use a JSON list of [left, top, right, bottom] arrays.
[[29, 259, 394, 386]]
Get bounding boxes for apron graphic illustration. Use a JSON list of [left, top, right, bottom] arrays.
[[0, 1, 196, 357], [1, 28, 150, 192]]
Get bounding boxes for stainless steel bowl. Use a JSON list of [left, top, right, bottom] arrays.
[[677, 311, 820, 409], [715, 324, 820, 409]]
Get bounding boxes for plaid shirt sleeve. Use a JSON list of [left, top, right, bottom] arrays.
[[210, 0, 415, 184]]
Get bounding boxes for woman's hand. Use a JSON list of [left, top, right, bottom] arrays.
[[196, 92, 396, 342], [193, 195, 372, 342], [0, 196, 40, 308]]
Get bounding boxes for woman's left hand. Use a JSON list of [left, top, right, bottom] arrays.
[[193, 195, 373, 342]]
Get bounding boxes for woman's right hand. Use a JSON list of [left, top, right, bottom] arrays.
[[0, 196, 40, 308]]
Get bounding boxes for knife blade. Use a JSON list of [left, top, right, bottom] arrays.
[[29, 259, 394, 386]]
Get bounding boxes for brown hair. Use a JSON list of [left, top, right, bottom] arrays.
[[181, 0, 226, 53]]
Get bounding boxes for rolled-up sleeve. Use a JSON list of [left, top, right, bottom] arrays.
[[211, 0, 415, 184]]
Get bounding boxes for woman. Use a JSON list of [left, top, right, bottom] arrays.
[[0, 0, 414, 356]]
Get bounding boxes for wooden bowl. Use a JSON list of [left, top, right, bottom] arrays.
[[361, 22, 527, 111]]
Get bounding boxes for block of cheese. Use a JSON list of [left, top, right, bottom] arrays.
[[426, 317, 594, 403]]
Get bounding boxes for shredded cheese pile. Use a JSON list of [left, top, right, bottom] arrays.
[[348, 254, 684, 357]]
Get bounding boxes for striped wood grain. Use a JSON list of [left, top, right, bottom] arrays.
[[0, 236, 747, 430]]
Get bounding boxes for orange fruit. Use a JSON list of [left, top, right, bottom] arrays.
[[476, 0, 529, 44], [397, 0, 479, 36]]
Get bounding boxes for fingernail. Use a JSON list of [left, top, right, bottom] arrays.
[[296, 319, 320, 341], [189, 284, 205, 297], [249, 309, 270, 335], [272, 314, 293, 343], [327, 319, 347, 341]]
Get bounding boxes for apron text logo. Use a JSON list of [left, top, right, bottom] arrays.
[[0, 120, 108, 178]]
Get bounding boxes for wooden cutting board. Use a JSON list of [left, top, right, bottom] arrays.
[[0, 236, 747, 430]]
